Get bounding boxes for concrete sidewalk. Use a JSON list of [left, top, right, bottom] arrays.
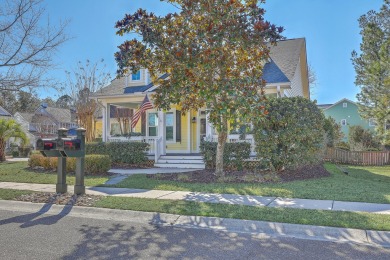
[[1, 181, 390, 214]]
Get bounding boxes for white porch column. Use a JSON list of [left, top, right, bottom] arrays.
[[105, 103, 111, 141], [158, 110, 166, 155], [101, 102, 107, 142], [205, 112, 213, 140]]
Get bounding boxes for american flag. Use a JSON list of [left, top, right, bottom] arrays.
[[131, 95, 153, 129]]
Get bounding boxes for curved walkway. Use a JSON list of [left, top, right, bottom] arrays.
[[1, 181, 390, 215]]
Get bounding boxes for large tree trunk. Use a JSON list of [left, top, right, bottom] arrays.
[[0, 138, 6, 162], [215, 116, 228, 177]]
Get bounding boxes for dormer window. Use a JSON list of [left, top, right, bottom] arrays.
[[131, 71, 141, 81]]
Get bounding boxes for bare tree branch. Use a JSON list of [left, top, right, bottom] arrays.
[[0, 0, 69, 92]]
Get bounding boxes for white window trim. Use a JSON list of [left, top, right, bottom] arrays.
[[341, 119, 347, 126], [130, 70, 142, 82], [147, 110, 158, 137], [165, 110, 176, 143], [343, 103, 347, 108], [146, 109, 177, 143]]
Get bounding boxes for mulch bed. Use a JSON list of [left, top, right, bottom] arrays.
[[15, 192, 103, 207], [147, 164, 330, 183]]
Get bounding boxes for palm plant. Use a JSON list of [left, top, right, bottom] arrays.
[[0, 119, 28, 162]]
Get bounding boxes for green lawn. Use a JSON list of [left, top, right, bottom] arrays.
[[112, 163, 390, 204], [0, 188, 36, 200], [94, 196, 390, 231], [0, 161, 109, 186]]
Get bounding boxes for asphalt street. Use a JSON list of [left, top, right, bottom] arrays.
[[1, 209, 390, 260]]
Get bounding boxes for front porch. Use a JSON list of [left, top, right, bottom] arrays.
[[107, 134, 256, 168], [98, 95, 256, 167]]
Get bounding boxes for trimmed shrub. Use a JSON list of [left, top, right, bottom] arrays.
[[323, 117, 343, 147], [28, 154, 111, 175], [83, 154, 112, 175], [85, 142, 149, 164], [348, 125, 382, 151], [18, 147, 31, 157], [253, 97, 326, 171], [200, 141, 251, 170]]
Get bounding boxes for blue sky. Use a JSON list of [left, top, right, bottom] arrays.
[[43, 0, 384, 104]]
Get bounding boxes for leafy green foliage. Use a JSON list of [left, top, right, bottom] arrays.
[[85, 142, 149, 164], [253, 97, 326, 171], [0, 119, 28, 161], [352, 1, 390, 145], [348, 125, 382, 151], [200, 141, 251, 170], [28, 154, 111, 175], [114, 0, 283, 175], [323, 117, 343, 147]]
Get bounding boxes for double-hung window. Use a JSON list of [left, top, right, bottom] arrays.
[[148, 113, 158, 136], [132, 71, 141, 81], [166, 112, 174, 141]]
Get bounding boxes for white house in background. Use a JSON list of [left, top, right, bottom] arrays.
[[91, 38, 310, 168]]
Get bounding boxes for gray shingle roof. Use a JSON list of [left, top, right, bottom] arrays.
[[95, 39, 304, 96], [317, 104, 333, 110], [45, 107, 72, 123], [93, 77, 126, 97], [268, 38, 305, 82], [19, 113, 34, 123], [0, 105, 12, 117]]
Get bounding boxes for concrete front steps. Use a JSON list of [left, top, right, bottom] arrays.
[[154, 155, 205, 169]]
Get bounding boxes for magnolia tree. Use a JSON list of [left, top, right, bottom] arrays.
[[115, 0, 283, 176]]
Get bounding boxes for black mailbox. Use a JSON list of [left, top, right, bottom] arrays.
[[36, 138, 62, 157], [57, 138, 83, 157]]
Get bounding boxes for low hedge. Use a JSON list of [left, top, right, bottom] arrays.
[[28, 154, 111, 175], [85, 142, 149, 164], [200, 141, 251, 170]]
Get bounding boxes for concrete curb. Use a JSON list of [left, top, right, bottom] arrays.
[[1, 200, 389, 248]]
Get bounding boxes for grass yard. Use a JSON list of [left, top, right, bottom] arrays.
[[0, 188, 36, 200], [112, 163, 390, 204], [94, 196, 390, 231], [0, 161, 109, 187]]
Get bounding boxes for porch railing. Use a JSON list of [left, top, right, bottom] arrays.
[[155, 136, 163, 162], [107, 136, 157, 155]]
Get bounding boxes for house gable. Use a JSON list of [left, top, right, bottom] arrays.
[[322, 98, 374, 141], [0, 105, 12, 118]]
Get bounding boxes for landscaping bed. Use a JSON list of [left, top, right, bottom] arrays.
[[14, 192, 103, 207], [147, 164, 330, 183]]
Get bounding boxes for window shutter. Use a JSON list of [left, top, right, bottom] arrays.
[[141, 112, 146, 135], [176, 110, 181, 142]]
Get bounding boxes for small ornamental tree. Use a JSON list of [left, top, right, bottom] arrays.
[[115, 0, 283, 176], [323, 117, 343, 147], [253, 97, 326, 171], [0, 119, 28, 162], [348, 125, 381, 151]]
